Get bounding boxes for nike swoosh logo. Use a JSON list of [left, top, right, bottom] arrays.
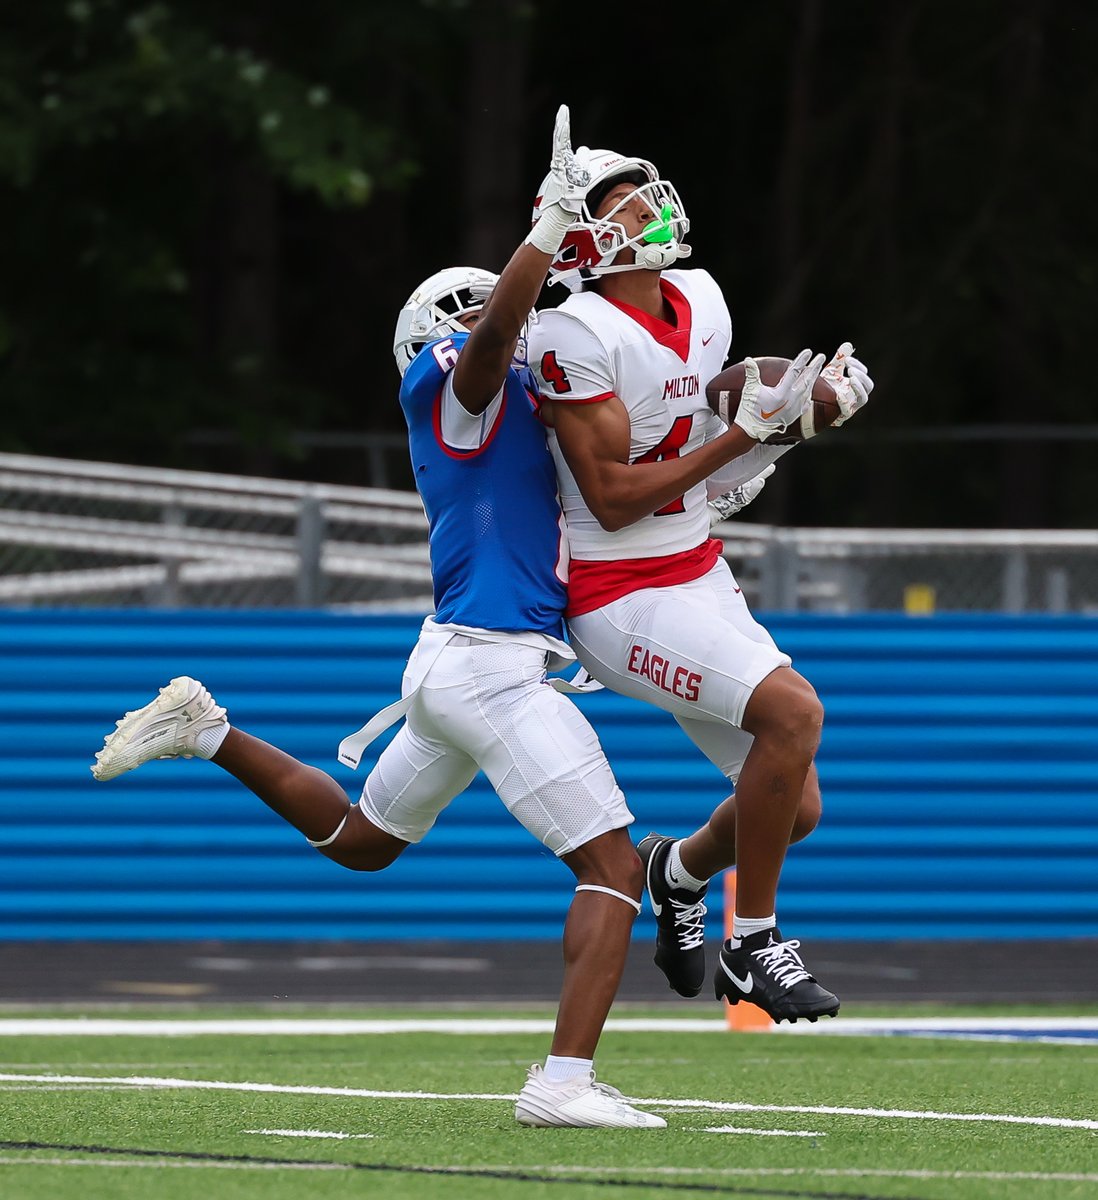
[[760, 404, 786, 420], [646, 853, 663, 917], [702, 333, 715, 346], [719, 957, 754, 993]]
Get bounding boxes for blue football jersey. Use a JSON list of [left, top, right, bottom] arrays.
[[399, 332, 567, 640]]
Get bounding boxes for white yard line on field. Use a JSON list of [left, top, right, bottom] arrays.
[[243, 1129, 375, 1140], [700, 1126, 826, 1137], [489, 1166, 1098, 1183], [1, 1157, 1097, 1185], [0, 1015, 1096, 1038], [0, 1018, 650, 1035], [0, 1157, 341, 1172], [0, 1072, 1095, 1131]]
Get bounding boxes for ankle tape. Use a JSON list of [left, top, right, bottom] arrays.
[[307, 813, 348, 849], [575, 884, 642, 914]]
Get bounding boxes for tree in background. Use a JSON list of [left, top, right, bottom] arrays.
[[2, 0, 1095, 527], [0, 0, 414, 469]]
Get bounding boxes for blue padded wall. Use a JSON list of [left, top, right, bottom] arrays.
[[1, 610, 1096, 940]]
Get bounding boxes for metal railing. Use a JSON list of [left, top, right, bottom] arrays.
[[710, 521, 1098, 614], [0, 453, 433, 610], [2, 453, 1097, 613]]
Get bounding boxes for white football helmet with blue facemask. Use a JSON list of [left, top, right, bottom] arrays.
[[531, 149, 691, 292]]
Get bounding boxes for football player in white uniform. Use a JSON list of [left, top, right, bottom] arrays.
[[88, 110, 667, 1129], [527, 146, 873, 1023]]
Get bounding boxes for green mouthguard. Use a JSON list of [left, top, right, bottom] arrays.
[[642, 204, 675, 245]]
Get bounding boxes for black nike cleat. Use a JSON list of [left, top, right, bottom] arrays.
[[714, 928, 840, 1023], [637, 833, 709, 998]]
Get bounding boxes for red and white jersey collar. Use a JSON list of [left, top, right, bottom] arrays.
[[603, 277, 692, 364]]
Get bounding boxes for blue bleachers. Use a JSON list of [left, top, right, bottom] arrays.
[[1, 610, 1096, 940]]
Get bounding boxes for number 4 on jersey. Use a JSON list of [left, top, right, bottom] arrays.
[[540, 351, 572, 395], [633, 415, 692, 516]]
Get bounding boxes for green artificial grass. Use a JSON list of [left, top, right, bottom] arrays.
[[1, 1006, 1096, 1200]]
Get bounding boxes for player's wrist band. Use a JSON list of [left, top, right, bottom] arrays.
[[524, 205, 576, 254]]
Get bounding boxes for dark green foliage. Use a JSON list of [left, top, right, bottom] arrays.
[[2, 1, 1095, 524]]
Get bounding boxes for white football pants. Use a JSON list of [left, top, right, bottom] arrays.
[[358, 637, 633, 855], [567, 558, 791, 782]]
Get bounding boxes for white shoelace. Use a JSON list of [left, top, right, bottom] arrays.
[[669, 896, 707, 951], [590, 1077, 647, 1116], [752, 938, 811, 989], [590, 1077, 625, 1100], [565, 1073, 630, 1108]]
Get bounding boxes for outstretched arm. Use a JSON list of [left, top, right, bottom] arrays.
[[451, 106, 588, 414]]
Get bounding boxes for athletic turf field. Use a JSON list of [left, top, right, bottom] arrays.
[[1, 1005, 1096, 1200]]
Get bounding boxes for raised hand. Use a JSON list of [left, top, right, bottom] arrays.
[[527, 105, 591, 255], [543, 104, 590, 215]]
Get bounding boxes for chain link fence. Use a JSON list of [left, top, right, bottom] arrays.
[[0, 454, 433, 610], [2, 453, 1097, 614], [712, 524, 1098, 615]]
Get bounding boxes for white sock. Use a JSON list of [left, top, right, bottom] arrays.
[[731, 913, 776, 946], [665, 842, 708, 892], [196, 722, 230, 759], [543, 1054, 593, 1083]]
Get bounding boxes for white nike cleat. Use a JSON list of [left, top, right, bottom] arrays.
[[91, 676, 228, 782], [514, 1065, 666, 1129]]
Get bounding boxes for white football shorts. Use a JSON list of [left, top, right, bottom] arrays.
[[567, 558, 791, 782], [358, 637, 633, 855]]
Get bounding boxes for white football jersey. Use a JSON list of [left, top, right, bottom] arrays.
[[529, 269, 731, 561]]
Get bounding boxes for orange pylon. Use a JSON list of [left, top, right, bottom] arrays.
[[722, 869, 774, 1032]]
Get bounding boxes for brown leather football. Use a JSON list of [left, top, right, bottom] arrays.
[[706, 356, 840, 444]]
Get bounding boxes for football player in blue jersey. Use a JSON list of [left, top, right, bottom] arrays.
[[90, 108, 665, 1129]]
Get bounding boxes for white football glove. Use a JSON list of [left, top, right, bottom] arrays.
[[544, 104, 591, 215], [526, 105, 591, 253], [708, 464, 776, 526], [733, 348, 825, 442], [821, 341, 874, 427]]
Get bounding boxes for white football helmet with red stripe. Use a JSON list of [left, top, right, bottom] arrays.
[[532, 149, 691, 291]]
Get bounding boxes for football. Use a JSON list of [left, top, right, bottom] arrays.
[[706, 356, 841, 445]]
